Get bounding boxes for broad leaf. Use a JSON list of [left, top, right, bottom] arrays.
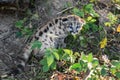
[[81, 53, 87, 62], [31, 40, 42, 49], [63, 49, 73, 55], [15, 20, 24, 28], [43, 65, 49, 72], [46, 53, 54, 67], [50, 61, 56, 70], [69, 63, 82, 72], [87, 53, 93, 62], [115, 72, 120, 78], [53, 52, 59, 60], [101, 68, 108, 76], [92, 59, 99, 67], [40, 58, 47, 65]]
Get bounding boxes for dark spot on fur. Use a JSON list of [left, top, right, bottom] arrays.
[[50, 37, 53, 41], [59, 21, 62, 26], [44, 29, 47, 32], [45, 43, 48, 45], [47, 26, 49, 30], [62, 18, 68, 22], [59, 26, 61, 29], [44, 39, 47, 41], [50, 31, 53, 34], [59, 31, 61, 34], [39, 31, 43, 36], [34, 36, 39, 40], [55, 19, 58, 24], [42, 41, 45, 42], [44, 48, 47, 49], [46, 35, 48, 37], [63, 28, 65, 31], [49, 23, 52, 27]]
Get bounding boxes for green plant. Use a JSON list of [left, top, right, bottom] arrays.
[[31, 40, 42, 49], [40, 49, 59, 72], [72, 4, 99, 18], [104, 12, 118, 27], [15, 18, 33, 36], [110, 60, 120, 79], [40, 48, 120, 79], [83, 4, 99, 17], [72, 4, 100, 34], [72, 7, 85, 17], [15, 13, 39, 37]]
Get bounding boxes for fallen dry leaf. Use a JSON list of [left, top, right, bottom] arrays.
[[100, 37, 107, 48], [117, 24, 120, 32]]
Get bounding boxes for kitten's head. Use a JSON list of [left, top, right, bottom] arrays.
[[62, 15, 86, 35]]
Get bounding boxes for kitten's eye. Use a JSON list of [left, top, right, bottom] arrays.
[[76, 25, 80, 29], [70, 26, 72, 29], [69, 24, 73, 29]]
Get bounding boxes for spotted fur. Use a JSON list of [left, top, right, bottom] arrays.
[[12, 15, 85, 74]]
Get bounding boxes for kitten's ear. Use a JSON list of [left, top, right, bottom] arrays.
[[80, 18, 86, 25]]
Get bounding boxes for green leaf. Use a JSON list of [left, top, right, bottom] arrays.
[[15, 20, 24, 28], [84, 4, 93, 12], [16, 31, 22, 37], [101, 68, 107, 76], [50, 61, 56, 70], [69, 63, 82, 72], [83, 24, 90, 31], [22, 28, 33, 35], [80, 41, 87, 48], [61, 53, 69, 61], [87, 53, 93, 62], [110, 67, 117, 74], [53, 52, 59, 60], [40, 58, 47, 65], [115, 72, 120, 78], [92, 59, 99, 67], [46, 53, 54, 67], [45, 49, 51, 56], [72, 8, 84, 17], [81, 53, 87, 62], [87, 16, 92, 21], [31, 40, 42, 49], [84, 4, 99, 17], [111, 60, 120, 69], [79, 60, 88, 72], [40, 58, 49, 72], [63, 49, 73, 55], [104, 22, 111, 27], [43, 65, 49, 72]]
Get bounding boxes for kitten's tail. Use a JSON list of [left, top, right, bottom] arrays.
[[9, 45, 32, 75]]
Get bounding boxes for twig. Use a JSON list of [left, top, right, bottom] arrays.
[[57, 1, 80, 15], [57, 6, 74, 15]]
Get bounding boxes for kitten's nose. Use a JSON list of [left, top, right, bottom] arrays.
[[71, 32, 77, 35], [73, 30, 77, 34]]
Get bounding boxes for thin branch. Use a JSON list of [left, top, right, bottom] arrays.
[[57, 6, 74, 15], [57, 1, 80, 15]]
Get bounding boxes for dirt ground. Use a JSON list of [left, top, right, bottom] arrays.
[[0, 0, 75, 79], [0, 0, 120, 80]]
